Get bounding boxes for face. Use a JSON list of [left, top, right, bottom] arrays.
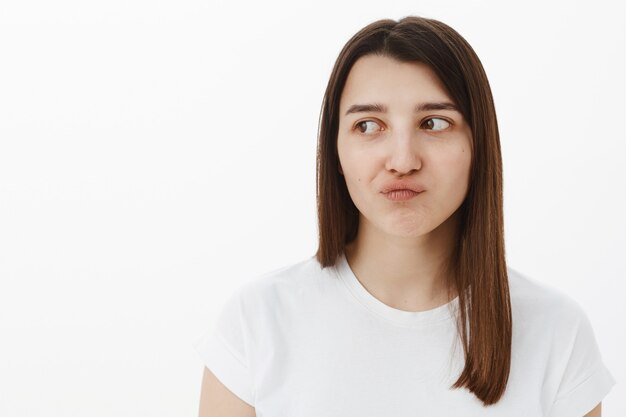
[[337, 54, 472, 239]]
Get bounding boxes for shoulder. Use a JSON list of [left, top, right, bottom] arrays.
[[506, 268, 617, 416], [231, 255, 333, 313], [506, 266, 590, 332]]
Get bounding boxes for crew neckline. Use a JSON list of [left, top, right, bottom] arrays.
[[333, 251, 459, 327]]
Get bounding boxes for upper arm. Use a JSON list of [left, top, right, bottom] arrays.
[[583, 402, 601, 417], [198, 366, 256, 417]]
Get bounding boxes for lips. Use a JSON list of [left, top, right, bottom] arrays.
[[380, 181, 425, 194]]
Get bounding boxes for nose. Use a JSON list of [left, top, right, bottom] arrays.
[[384, 126, 422, 175]]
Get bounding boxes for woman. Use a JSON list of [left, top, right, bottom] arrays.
[[195, 16, 615, 416]]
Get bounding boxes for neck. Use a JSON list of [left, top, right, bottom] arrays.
[[344, 210, 460, 312]]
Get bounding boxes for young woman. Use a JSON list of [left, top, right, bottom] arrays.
[[195, 16, 615, 417]]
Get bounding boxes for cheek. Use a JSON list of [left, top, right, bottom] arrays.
[[339, 154, 371, 207], [338, 142, 369, 180], [436, 146, 472, 192], [454, 151, 472, 198], [457, 146, 472, 178], [450, 142, 471, 173], [440, 145, 468, 164]]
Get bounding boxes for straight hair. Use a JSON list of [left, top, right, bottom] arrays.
[[314, 15, 512, 406]]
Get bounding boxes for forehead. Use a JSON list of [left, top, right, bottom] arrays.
[[340, 54, 454, 113]]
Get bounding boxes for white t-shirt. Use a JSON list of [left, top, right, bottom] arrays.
[[194, 253, 616, 416]]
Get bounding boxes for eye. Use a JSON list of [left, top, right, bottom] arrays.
[[354, 120, 382, 135], [353, 117, 452, 135], [421, 117, 451, 131]]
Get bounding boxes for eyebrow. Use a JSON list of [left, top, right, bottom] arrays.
[[344, 101, 460, 116]]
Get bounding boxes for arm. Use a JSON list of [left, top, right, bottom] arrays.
[[583, 402, 601, 417], [198, 367, 256, 417]]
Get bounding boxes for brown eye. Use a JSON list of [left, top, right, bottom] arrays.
[[355, 120, 382, 134], [422, 117, 451, 131]]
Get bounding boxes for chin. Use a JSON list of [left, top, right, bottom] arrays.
[[384, 220, 430, 238]]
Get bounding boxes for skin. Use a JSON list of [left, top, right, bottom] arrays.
[[197, 52, 603, 416], [198, 367, 256, 416], [337, 54, 472, 311], [336, 54, 604, 416], [585, 402, 602, 417]]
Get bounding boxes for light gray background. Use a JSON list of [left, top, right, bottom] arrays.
[[1, 0, 624, 416]]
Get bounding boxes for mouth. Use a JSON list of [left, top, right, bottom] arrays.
[[383, 189, 423, 201], [380, 182, 426, 194]]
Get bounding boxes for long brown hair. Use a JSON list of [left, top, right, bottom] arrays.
[[314, 16, 512, 406]]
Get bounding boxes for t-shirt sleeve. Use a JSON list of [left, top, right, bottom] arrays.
[[193, 287, 255, 406], [547, 303, 616, 417]]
